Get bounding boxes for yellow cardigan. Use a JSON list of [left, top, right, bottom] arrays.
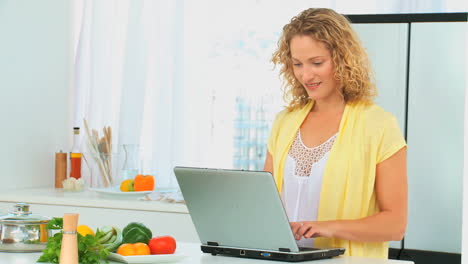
[[267, 101, 406, 258]]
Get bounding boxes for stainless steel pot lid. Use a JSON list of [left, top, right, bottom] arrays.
[[0, 203, 50, 224]]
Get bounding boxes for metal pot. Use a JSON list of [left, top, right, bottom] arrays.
[[0, 203, 51, 252]]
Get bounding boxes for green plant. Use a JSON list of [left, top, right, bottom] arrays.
[[37, 217, 109, 264]]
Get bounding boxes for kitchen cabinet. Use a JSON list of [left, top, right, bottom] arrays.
[[352, 23, 408, 133], [349, 13, 467, 255], [405, 21, 465, 253]]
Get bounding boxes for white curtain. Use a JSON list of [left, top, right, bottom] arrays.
[[72, 0, 466, 189], [73, 0, 186, 188]]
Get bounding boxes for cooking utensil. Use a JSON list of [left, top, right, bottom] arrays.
[[0, 203, 51, 252]]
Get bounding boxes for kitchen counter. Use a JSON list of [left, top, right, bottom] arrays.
[[0, 187, 187, 214], [0, 188, 200, 243], [0, 242, 413, 264]]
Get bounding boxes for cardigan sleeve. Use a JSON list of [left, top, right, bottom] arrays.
[[376, 114, 407, 163], [267, 109, 287, 156]]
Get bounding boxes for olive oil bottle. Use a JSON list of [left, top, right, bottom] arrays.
[[70, 127, 82, 179]]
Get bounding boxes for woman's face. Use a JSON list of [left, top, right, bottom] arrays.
[[290, 35, 340, 103]]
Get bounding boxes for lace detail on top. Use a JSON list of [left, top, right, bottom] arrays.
[[288, 130, 337, 177]]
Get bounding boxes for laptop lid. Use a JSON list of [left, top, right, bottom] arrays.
[[174, 166, 300, 252]]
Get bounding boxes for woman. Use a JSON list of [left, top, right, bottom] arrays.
[[264, 8, 407, 258]]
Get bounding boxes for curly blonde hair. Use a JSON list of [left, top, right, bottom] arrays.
[[272, 8, 376, 111]]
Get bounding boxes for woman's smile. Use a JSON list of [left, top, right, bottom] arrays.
[[305, 82, 322, 91]]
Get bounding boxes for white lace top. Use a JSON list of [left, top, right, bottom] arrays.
[[281, 130, 337, 248]]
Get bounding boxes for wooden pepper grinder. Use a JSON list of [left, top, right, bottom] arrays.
[[60, 213, 79, 264]]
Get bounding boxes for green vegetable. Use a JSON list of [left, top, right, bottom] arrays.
[[96, 226, 123, 252], [37, 217, 110, 264], [122, 222, 152, 244], [47, 217, 63, 230], [96, 226, 114, 243]]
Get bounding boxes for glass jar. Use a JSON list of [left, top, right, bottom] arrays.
[[121, 144, 140, 180]]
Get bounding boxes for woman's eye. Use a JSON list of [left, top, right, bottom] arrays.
[[313, 62, 323, 66], [293, 63, 302, 67]]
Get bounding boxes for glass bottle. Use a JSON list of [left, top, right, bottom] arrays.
[[70, 127, 82, 179], [121, 144, 139, 180]]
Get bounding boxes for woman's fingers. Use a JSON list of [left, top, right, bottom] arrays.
[[290, 222, 302, 238], [303, 227, 319, 239], [294, 222, 310, 240], [294, 222, 320, 239], [292, 221, 334, 239]]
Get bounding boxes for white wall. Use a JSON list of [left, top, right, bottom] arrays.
[[0, 0, 72, 190]]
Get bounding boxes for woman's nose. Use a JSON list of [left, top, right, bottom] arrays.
[[302, 66, 316, 82]]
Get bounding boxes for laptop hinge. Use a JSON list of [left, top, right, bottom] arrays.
[[207, 241, 219, 246], [279, 248, 291, 252]]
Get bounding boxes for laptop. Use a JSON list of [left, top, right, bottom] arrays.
[[173, 166, 345, 262]]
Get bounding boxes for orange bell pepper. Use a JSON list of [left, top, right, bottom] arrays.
[[134, 174, 155, 191]]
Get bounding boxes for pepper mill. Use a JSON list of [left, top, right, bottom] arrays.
[[60, 213, 79, 264]]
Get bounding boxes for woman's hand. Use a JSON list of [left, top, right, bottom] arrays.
[[289, 148, 408, 243], [290, 221, 336, 240]]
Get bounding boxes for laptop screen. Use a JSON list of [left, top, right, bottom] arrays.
[[174, 167, 300, 252]]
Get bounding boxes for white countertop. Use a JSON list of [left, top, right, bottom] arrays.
[[0, 188, 414, 264], [0, 242, 413, 264], [0, 187, 188, 214]]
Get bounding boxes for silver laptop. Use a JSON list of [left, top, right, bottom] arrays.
[[174, 166, 345, 262]]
